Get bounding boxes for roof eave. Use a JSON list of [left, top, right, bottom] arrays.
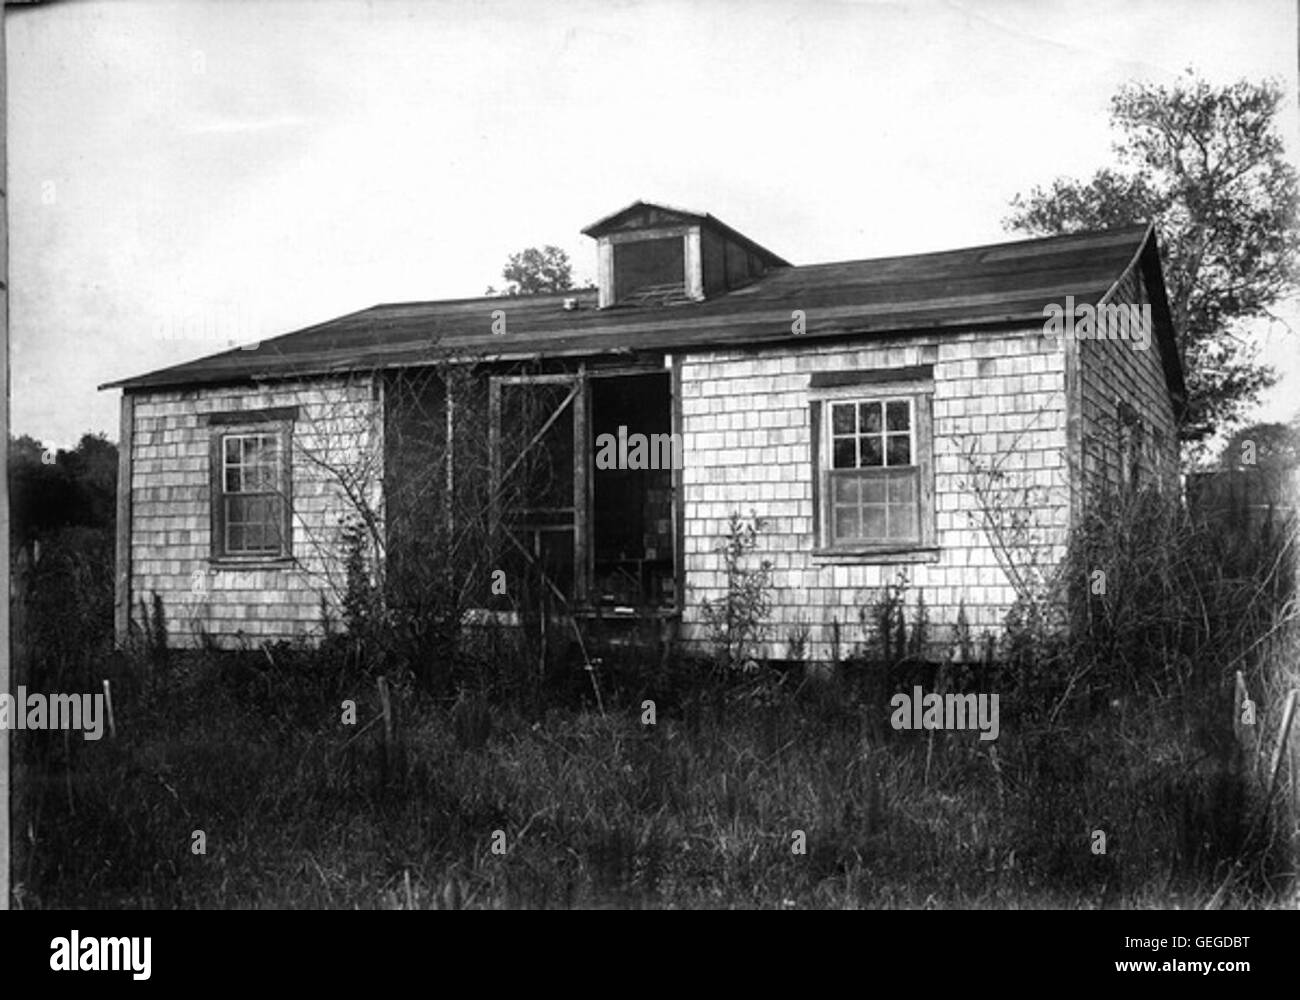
[[1137, 225, 1189, 420], [99, 309, 1061, 393]]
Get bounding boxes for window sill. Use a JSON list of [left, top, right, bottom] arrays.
[[463, 606, 681, 626], [207, 555, 296, 571], [811, 546, 940, 565], [575, 605, 681, 620]]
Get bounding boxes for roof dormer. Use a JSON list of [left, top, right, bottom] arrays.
[[581, 201, 790, 309]]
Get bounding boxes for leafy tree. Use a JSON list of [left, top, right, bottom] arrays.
[[10, 433, 45, 465], [62, 432, 119, 527], [1218, 416, 1300, 472], [1199, 416, 1300, 521], [1006, 72, 1300, 441], [486, 245, 574, 296], [8, 431, 118, 546]]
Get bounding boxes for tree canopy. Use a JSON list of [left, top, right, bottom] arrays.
[[1006, 72, 1300, 442], [1218, 415, 1300, 472], [487, 245, 575, 296], [8, 431, 118, 546]]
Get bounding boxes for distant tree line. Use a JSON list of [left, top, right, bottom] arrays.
[[9, 432, 118, 549]]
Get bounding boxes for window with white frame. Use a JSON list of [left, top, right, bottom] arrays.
[[828, 398, 918, 544], [811, 368, 935, 554], [207, 409, 295, 560]]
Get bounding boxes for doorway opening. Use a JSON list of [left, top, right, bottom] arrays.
[[590, 372, 675, 610], [489, 368, 677, 611]]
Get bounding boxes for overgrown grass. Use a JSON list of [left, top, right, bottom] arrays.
[[10, 489, 1300, 909], [11, 613, 1298, 909]]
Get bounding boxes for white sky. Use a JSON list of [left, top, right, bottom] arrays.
[[8, 0, 1299, 449]]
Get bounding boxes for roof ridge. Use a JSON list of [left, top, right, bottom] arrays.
[[793, 223, 1152, 272]]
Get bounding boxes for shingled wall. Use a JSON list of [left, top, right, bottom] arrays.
[[677, 326, 1071, 662], [1075, 267, 1179, 497], [125, 376, 381, 647]]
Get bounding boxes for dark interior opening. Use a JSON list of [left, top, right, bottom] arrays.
[[613, 237, 686, 303], [590, 372, 675, 609]]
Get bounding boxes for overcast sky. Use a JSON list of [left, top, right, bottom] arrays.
[[8, 0, 1299, 449]]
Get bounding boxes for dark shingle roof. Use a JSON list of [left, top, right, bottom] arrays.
[[102, 223, 1179, 397]]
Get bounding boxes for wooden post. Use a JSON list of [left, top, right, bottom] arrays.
[[102, 679, 117, 739], [0, 6, 9, 911], [539, 600, 547, 684], [377, 675, 394, 782], [573, 365, 589, 605], [444, 384, 455, 535], [377, 675, 393, 748], [570, 617, 604, 717], [1209, 688, 1300, 911], [1062, 317, 1082, 534], [114, 393, 135, 647], [1265, 690, 1298, 807], [670, 356, 685, 614], [488, 379, 502, 554], [63, 729, 75, 816], [1232, 670, 1255, 778]]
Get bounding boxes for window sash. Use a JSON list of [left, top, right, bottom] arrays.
[[829, 467, 921, 544], [212, 425, 292, 559], [223, 494, 285, 554], [814, 389, 932, 551], [829, 397, 914, 470], [222, 433, 283, 494]]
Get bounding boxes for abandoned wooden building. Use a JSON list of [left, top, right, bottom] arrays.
[[102, 201, 1186, 661]]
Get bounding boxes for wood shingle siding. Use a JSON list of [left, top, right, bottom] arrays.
[[679, 327, 1070, 661], [1074, 267, 1179, 498], [120, 377, 381, 647]]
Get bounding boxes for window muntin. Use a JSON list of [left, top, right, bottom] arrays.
[[219, 431, 286, 555], [830, 399, 913, 468], [825, 397, 921, 546]]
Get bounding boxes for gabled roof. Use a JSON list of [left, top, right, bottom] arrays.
[[101, 222, 1184, 409]]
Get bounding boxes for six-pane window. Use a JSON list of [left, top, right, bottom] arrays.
[[828, 398, 919, 544], [220, 432, 286, 554]]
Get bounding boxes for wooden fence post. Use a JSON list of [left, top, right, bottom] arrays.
[[1265, 689, 1298, 808], [102, 679, 117, 739], [377, 675, 394, 782]]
